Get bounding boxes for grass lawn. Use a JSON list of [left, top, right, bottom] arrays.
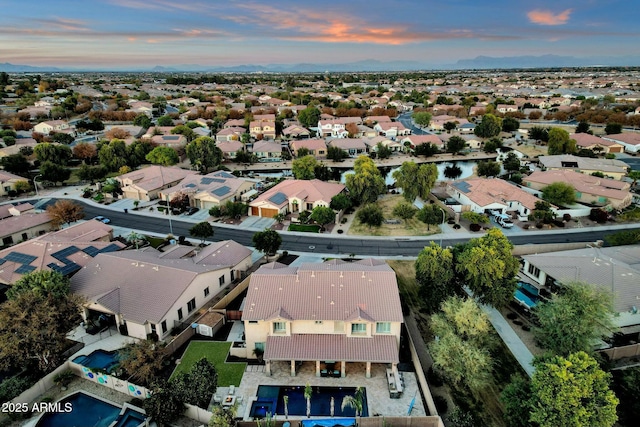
[[288, 223, 321, 233], [170, 341, 245, 387], [145, 235, 165, 249], [348, 194, 440, 236]]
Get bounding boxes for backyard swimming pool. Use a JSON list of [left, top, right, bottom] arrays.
[[514, 281, 540, 309], [36, 392, 147, 427], [250, 385, 368, 418], [72, 349, 120, 373]]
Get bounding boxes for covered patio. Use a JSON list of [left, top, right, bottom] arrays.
[[264, 334, 400, 379]]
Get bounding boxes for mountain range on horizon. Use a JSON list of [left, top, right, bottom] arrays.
[[2, 55, 640, 73]]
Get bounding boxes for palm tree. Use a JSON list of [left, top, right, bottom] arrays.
[[126, 231, 145, 249], [304, 382, 312, 418], [628, 170, 640, 189], [283, 395, 289, 419], [341, 386, 364, 418]]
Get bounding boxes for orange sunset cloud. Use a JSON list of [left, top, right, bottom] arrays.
[[527, 9, 572, 26]]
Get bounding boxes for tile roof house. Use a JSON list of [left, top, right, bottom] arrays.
[[0, 221, 123, 285], [216, 140, 244, 160], [373, 121, 411, 139], [538, 154, 629, 180], [242, 258, 403, 378], [282, 124, 311, 139], [216, 126, 245, 143], [33, 120, 72, 136], [159, 170, 256, 210], [521, 245, 640, 328], [401, 135, 444, 151], [0, 171, 29, 197], [523, 170, 632, 210], [447, 177, 542, 218], [327, 138, 367, 156], [570, 133, 624, 154], [117, 165, 197, 201], [290, 139, 327, 157], [602, 133, 640, 154], [71, 241, 250, 340], [251, 140, 282, 160], [0, 210, 52, 247], [249, 120, 276, 140], [249, 179, 345, 218]]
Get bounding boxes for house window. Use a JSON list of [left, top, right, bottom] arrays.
[[376, 322, 391, 334], [249, 321, 258, 324], [161, 320, 167, 334], [219, 275, 225, 287], [528, 264, 540, 278], [334, 321, 344, 333], [187, 298, 196, 313], [231, 270, 235, 281], [21, 233, 28, 241], [315, 321, 323, 325], [351, 323, 367, 335], [177, 308, 183, 320], [306, 203, 313, 210], [204, 287, 210, 297], [273, 322, 286, 334], [151, 324, 157, 334]]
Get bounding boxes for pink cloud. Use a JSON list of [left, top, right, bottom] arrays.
[[527, 9, 572, 26]]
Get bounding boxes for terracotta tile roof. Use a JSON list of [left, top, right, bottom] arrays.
[[603, 133, 640, 146], [524, 170, 631, 200], [193, 240, 252, 266], [290, 139, 327, 151], [538, 154, 628, 174], [117, 165, 196, 192], [0, 213, 51, 238], [265, 334, 399, 363], [570, 133, 621, 148], [242, 259, 403, 322], [452, 177, 541, 210], [250, 179, 345, 208]]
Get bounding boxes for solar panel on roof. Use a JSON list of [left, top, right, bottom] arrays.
[[15, 265, 36, 274], [201, 177, 225, 185], [0, 259, 6, 266], [452, 181, 471, 193], [164, 135, 180, 140], [82, 246, 101, 257], [51, 246, 79, 261], [5, 252, 37, 265], [215, 171, 234, 179], [48, 263, 80, 276], [99, 244, 122, 254], [211, 186, 231, 197], [268, 192, 288, 205], [184, 183, 196, 188]]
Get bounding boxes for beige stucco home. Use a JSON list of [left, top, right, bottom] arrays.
[[117, 166, 197, 201], [249, 179, 345, 218], [242, 258, 403, 378]]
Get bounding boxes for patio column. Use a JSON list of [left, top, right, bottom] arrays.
[[340, 361, 346, 378], [290, 360, 296, 376], [365, 362, 371, 378], [266, 360, 271, 376], [392, 362, 398, 376], [316, 360, 321, 377]]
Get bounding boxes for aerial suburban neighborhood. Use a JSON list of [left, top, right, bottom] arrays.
[[1, 2, 640, 427]]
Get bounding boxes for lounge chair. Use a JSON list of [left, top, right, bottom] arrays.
[[320, 369, 328, 377]]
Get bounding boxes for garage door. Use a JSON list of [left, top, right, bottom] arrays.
[[251, 206, 260, 216], [260, 208, 278, 218], [609, 146, 623, 153]]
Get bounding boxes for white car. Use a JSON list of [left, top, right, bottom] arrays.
[[93, 216, 111, 224]]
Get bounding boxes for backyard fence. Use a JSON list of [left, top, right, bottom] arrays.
[[73, 326, 118, 346], [213, 276, 251, 310], [164, 326, 196, 357], [599, 343, 640, 361], [11, 361, 71, 405]]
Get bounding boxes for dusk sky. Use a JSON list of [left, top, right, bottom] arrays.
[[2, 0, 639, 69]]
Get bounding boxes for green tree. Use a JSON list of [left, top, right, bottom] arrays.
[[118, 340, 167, 385], [156, 115, 174, 126], [1, 153, 31, 176], [502, 152, 521, 174], [541, 181, 576, 206], [500, 375, 533, 427], [575, 121, 590, 134], [330, 193, 352, 211], [392, 161, 438, 202], [341, 387, 365, 418], [502, 116, 520, 133], [417, 204, 444, 231], [530, 352, 618, 427], [446, 135, 466, 154], [443, 121, 457, 133], [412, 111, 432, 128], [145, 146, 179, 166], [252, 229, 282, 256], [171, 125, 196, 142], [46, 199, 84, 227], [209, 404, 237, 427], [345, 156, 386, 204], [476, 160, 501, 177], [51, 132, 75, 144], [143, 380, 185, 425], [612, 366, 640, 426], [189, 221, 214, 245], [415, 242, 455, 313], [0, 272, 82, 373], [456, 228, 519, 307], [73, 142, 98, 164], [298, 106, 321, 128], [429, 296, 494, 390], [186, 137, 222, 173], [326, 145, 348, 161], [77, 164, 108, 183], [133, 114, 152, 128], [309, 205, 335, 231], [605, 229, 640, 246], [356, 203, 384, 229], [461, 211, 488, 224], [172, 358, 218, 408], [376, 142, 392, 159], [483, 137, 503, 153], [627, 170, 640, 188], [529, 126, 550, 142], [34, 142, 72, 165], [3, 135, 16, 146], [604, 123, 622, 135], [474, 114, 502, 138], [127, 140, 155, 168], [296, 147, 310, 157], [40, 161, 71, 186], [392, 201, 417, 223], [533, 282, 616, 356], [292, 154, 318, 180], [547, 127, 576, 155], [98, 139, 128, 171]]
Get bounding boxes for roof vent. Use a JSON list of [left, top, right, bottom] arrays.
[[361, 271, 366, 278], [340, 272, 343, 278], [311, 271, 315, 278]]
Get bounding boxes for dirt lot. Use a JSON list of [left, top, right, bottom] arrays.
[[348, 194, 441, 236]]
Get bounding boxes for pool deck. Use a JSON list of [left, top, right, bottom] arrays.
[[235, 361, 426, 420]]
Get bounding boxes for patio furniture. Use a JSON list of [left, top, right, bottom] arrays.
[[320, 369, 328, 377], [229, 385, 235, 395], [222, 395, 236, 407]]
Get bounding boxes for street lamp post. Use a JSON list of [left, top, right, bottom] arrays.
[[33, 174, 42, 197], [439, 208, 446, 248], [168, 205, 173, 235]]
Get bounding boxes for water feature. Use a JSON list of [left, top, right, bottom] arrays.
[[72, 349, 120, 373]]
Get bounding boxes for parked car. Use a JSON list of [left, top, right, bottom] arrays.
[[186, 207, 199, 215], [93, 216, 111, 224]]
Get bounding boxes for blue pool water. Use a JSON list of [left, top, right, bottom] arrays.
[[251, 386, 368, 418], [514, 281, 539, 308], [73, 349, 120, 373], [301, 419, 356, 427], [37, 392, 147, 427]]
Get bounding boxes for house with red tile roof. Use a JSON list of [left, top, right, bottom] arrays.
[[242, 258, 403, 378], [216, 126, 245, 142], [117, 165, 197, 201], [602, 133, 640, 154], [249, 179, 345, 218], [327, 138, 367, 157], [33, 120, 72, 136], [373, 121, 411, 139], [570, 133, 624, 154], [401, 134, 444, 151], [0, 171, 29, 197], [282, 124, 311, 140], [216, 140, 244, 160], [523, 170, 632, 209], [252, 140, 282, 160], [290, 139, 327, 157], [71, 241, 250, 340], [538, 154, 629, 180], [447, 177, 542, 218]]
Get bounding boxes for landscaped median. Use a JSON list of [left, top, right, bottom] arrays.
[[170, 341, 245, 387]]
